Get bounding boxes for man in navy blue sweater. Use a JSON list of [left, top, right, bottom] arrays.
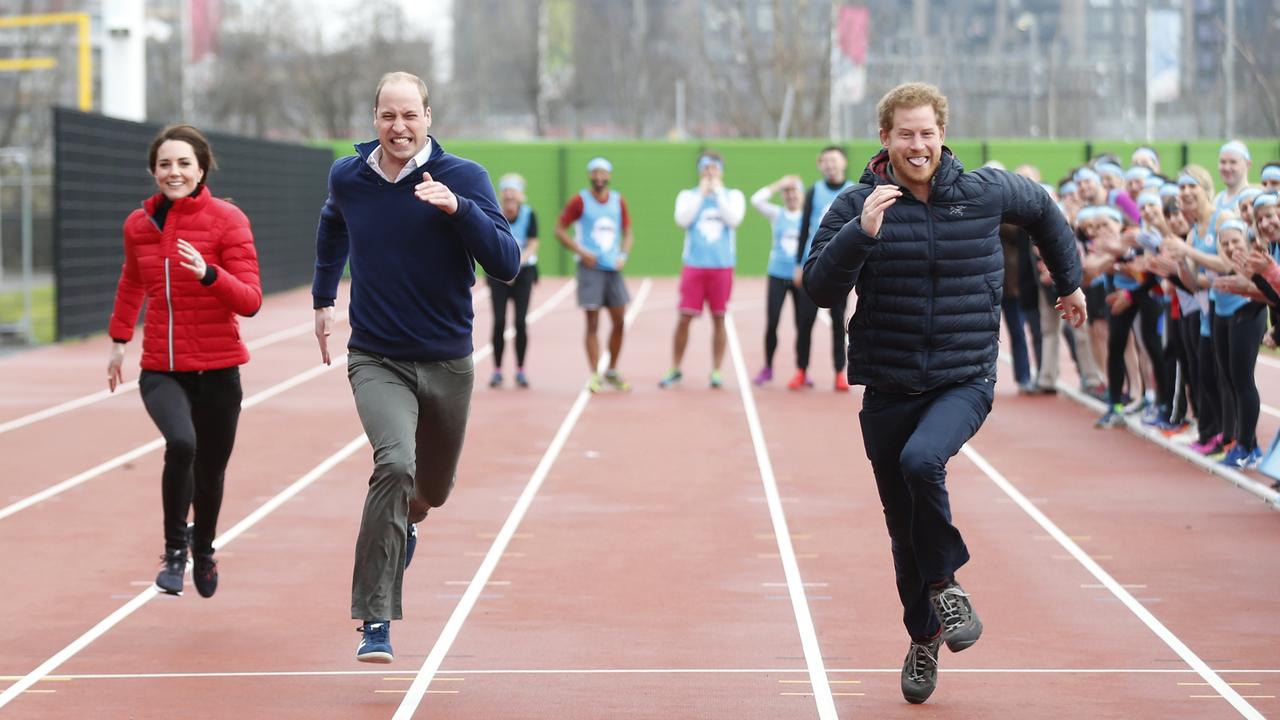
[[312, 71, 519, 664]]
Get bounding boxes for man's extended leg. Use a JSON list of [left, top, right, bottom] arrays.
[[347, 351, 420, 623]]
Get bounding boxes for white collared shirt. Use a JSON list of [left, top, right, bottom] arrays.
[[367, 138, 433, 183]]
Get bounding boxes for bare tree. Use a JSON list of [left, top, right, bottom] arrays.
[[695, 0, 831, 138]]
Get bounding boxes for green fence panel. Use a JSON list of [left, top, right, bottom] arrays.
[[1186, 138, 1280, 185], [326, 136, 1280, 276], [985, 139, 1086, 185]]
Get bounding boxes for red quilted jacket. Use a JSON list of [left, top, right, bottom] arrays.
[[108, 187, 263, 372]]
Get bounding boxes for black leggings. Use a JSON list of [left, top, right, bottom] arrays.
[[1164, 307, 1195, 425], [763, 275, 801, 369], [795, 289, 847, 372], [1212, 303, 1267, 450], [1106, 293, 1167, 408], [488, 266, 537, 369], [139, 367, 243, 555], [1195, 325, 1224, 444]]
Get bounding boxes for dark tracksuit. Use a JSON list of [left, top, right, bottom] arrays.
[[804, 149, 1082, 640]]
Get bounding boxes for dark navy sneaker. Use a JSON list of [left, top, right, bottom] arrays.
[[405, 523, 418, 569], [155, 548, 187, 595], [356, 621, 393, 663], [193, 553, 218, 598], [901, 631, 944, 704], [929, 580, 983, 652]]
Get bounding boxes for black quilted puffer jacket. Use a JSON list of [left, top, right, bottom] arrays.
[[803, 148, 1081, 393]]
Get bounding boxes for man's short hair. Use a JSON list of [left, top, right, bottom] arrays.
[[876, 82, 949, 132], [374, 71, 429, 110], [819, 145, 847, 158]]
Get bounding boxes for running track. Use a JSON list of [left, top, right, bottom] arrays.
[[0, 278, 1276, 719]]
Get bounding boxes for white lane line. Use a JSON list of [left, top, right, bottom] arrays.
[[8, 667, 1280, 682], [0, 281, 568, 709], [0, 358, 347, 522], [1256, 354, 1280, 371], [0, 311, 354, 437], [995, 350, 1280, 509], [0, 283, 562, 523], [0, 285, 494, 435], [0, 434, 370, 709], [961, 443, 1266, 720], [392, 278, 651, 720], [725, 311, 837, 720]]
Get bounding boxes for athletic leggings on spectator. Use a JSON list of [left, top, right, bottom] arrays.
[[795, 289, 847, 373], [139, 367, 243, 555], [1212, 302, 1267, 451], [1106, 294, 1167, 408], [763, 275, 801, 369], [1163, 307, 1195, 425], [488, 266, 536, 369], [1194, 325, 1224, 444]]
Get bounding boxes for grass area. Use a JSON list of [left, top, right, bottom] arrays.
[[0, 282, 54, 344]]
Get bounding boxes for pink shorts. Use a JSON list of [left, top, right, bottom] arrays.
[[679, 266, 734, 316]]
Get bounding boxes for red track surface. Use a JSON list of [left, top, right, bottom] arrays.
[[0, 278, 1276, 719]]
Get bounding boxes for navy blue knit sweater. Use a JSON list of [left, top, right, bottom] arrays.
[[313, 138, 520, 361]]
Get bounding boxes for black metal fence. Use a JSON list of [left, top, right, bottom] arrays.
[[53, 108, 332, 340]]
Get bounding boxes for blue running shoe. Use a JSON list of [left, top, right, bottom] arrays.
[[405, 523, 418, 569], [658, 369, 682, 388], [1095, 408, 1125, 429], [1241, 447, 1264, 470], [356, 621, 393, 663], [1219, 445, 1247, 468]]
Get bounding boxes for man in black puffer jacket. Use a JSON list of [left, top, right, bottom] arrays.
[[804, 82, 1086, 706]]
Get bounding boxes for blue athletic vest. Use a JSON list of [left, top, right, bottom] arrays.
[[509, 204, 536, 266], [682, 192, 736, 269], [576, 190, 623, 271], [767, 209, 802, 279], [801, 179, 854, 264]]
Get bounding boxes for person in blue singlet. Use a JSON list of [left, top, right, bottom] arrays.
[[488, 173, 539, 388], [659, 150, 746, 389], [791, 146, 854, 392], [749, 174, 805, 385], [554, 157, 635, 393]]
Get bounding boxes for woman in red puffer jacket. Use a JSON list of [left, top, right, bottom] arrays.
[[106, 124, 262, 600]]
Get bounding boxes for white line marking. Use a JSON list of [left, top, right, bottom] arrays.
[[0, 357, 347, 522], [725, 311, 837, 720], [0, 282, 572, 710], [16, 666, 1279, 682], [1256, 354, 1280, 371], [996, 350, 1280, 509], [961, 442, 1266, 720], [0, 311, 351, 437], [0, 434, 370, 710], [0, 282, 571, 523], [392, 279, 651, 720]]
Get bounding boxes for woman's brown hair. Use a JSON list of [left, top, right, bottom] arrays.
[[148, 124, 217, 185]]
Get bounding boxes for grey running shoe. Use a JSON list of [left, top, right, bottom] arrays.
[[901, 631, 943, 704], [930, 581, 983, 652], [155, 548, 187, 595]]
